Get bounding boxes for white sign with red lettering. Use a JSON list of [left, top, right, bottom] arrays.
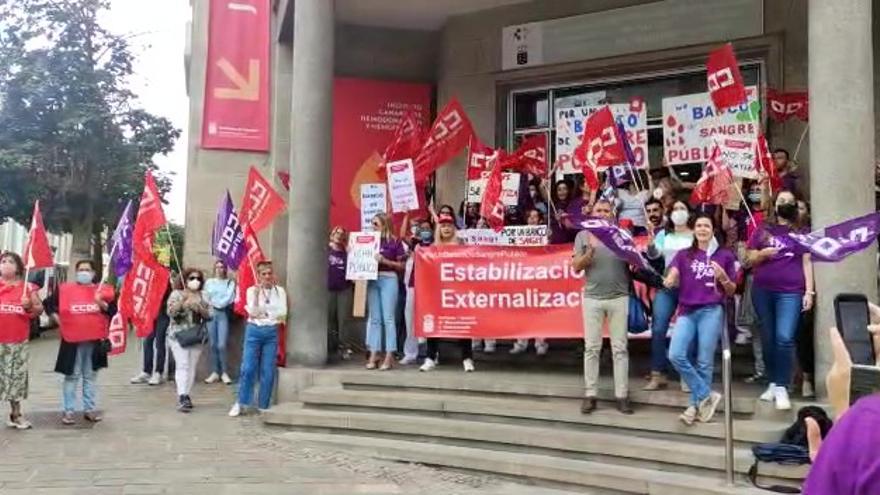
[[387, 159, 419, 213], [345, 232, 380, 281], [716, 138, 758, 178], [360, 183, 387, 231], [554, 100, 649, 174], [501, 172, 520, 206]]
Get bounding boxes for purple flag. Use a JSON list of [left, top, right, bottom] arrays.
[[110, 200, 134, 278], [580, 217, 654, 272], [212, 190, 245, 268], [785, 212, 880, 262], [617, 121, 637, 169]]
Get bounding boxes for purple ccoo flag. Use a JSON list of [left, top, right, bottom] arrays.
[[110, 200, 134, 278], [580, 217, 654, 272], [785, 212, 880, 262], [212, 190, 245, 269]]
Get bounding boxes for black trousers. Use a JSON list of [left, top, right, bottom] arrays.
[[143, 314, 169, 374], [426, 339, 473, 362]]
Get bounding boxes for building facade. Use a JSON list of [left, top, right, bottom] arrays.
[[184, 0, 878, 393]]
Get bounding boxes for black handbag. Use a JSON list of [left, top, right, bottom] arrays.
[[175, 323, 208, 348]]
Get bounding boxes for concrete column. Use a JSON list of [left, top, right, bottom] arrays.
[[287, 0, 334, 366], [809, 0, 877, 396]]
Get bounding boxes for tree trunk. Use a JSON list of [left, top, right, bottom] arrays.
[[67, 218, 93, 280]]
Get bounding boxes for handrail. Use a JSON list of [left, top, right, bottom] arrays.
[[720, 314, 735, 486]]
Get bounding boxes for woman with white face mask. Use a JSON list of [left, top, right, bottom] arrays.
[[166, 268, 212, 413], [643, 200, 695, 391]]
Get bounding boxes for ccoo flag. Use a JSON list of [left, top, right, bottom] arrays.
[[212, 190, 245, 269], [24, 201, 54, 270], [785, 212, 880, 263]]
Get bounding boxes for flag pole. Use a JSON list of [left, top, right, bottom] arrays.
[[97, 235, 120, 294], [732, 180, 757, 227], [792, 122, 810, 165], [162, 223, 185, 288]]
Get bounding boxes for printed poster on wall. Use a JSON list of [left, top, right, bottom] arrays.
[[387, 159, 419, 213], [201, 0, 270, 151], [345, 232, 380, 281], [359, 183, 387, 231], [554, 100, 649, 174], [332, 78, 432, 231], [662, 86, 760, 166]]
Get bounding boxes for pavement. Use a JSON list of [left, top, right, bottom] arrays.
[[0, 332, 592, 495]]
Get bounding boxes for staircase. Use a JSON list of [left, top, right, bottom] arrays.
[[264, 365, 810, 494]]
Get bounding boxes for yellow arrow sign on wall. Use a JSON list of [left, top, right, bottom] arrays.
[[214, 58, 260, 101]]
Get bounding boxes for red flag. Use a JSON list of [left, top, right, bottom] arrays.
[[766, 88, 809, 122], [119, 256, 171, 337], [691, 145, 735, 205], [383, 109, 426, 164], [234, 225, 265, 316], [239, 166, 286, 233], [573, 106, 623, 191], [413, 98, 475, 182], [467, 138, 502, 181], [23, 201, 54, 270], [132, 172, 167, 260], [755, 133, 783, 194], [504, 134, 548, 177], [107, 312, 127, 356], [706, 43, 746, 111], [479, 162, 505, 232]]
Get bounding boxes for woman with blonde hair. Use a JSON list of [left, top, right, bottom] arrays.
[[366, 213, 406, 370]]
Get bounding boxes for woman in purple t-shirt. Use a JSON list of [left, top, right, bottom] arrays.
[[746, 190, 815, 411], [663, 214, 738, 426], [366, 213, 406, 371], [327, 226, 353, 360]]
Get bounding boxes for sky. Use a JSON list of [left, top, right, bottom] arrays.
[[102, 0, 192, 224]]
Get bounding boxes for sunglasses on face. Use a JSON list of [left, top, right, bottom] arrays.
[[188, 276, 202, 281]]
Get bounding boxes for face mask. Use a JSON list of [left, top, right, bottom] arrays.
[[653, 188, 664, 200], [670, 210, 689, 226], [748, 192, 762, 204], [76, 271, 92, 284], [187, 280, 201, 291], [776, 203, 798, 221], [418, 230, 433, 243]]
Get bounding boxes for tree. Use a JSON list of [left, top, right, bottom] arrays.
[[0, 0, 180, 272], [154, 222, 185, 275]]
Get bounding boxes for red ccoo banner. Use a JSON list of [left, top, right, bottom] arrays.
[[202, 0, 271, 151], [414, 245, 585, 339]]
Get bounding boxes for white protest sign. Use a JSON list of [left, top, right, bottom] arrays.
[[345, 232, 380, 281], [386, 159, 419, 213], [467, 175, 488, 203], [501, 172, 520, 206], [360, 183, 387, 231], [554, 100, 649, 175], [458, 225, 548, 246], [662, 86, 759, 166], [716, 138, 757, 178]]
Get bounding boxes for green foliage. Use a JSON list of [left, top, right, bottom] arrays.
[[154, 222, 185, 274], [0, 0, 180, 234]]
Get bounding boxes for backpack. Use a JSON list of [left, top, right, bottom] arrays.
[[748, 406, 833, 493]]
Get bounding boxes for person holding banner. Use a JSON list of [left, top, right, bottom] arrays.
[[664, 214, 737, 425], [643, 200, 695, 391], [0, 251, 42, 430], [573, 200, 633, 415], [49, 260, 115, 425], [746, 190, 814, 411], [365, 213, 406, 371], [167, 269, 212, 413], [203, 261, 236, 385]]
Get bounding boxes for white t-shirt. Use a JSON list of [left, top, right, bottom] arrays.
[[246, 285, 287, 326], [617, 189, 651, 227]]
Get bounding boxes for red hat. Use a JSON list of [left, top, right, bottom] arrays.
[[438, 213, 455, 225]]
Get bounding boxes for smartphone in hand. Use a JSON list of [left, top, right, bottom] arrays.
[[834, 293, 880, 405]]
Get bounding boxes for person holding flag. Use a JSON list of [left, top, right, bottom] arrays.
[[49, 260, 116, 425], [0, 251, 43, 430]]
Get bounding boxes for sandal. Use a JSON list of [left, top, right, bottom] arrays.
[[84, 411, 103, 423], [61, 412, 76, 425], [365, 361, 378, 370], [7, 413, 32, 430]]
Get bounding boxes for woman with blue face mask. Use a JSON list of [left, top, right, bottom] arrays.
[[401, 218, 433, 366], [50, 260, 116, 425]]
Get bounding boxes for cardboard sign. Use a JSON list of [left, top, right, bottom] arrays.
[[662, 86, 759, 166], [554, 101, 649, 174], [458, 225, 549, 246], [716, 138, 757, 178], [359, 183, 387, 231], [386, 159, 419, 213], [345, 232, 380, 281]]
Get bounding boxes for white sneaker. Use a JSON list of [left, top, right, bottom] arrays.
[[774, 386, 792, 411], [130, 372, 150, 384], [679, 406, 697, 426], [509, 342, 528, 355], [463, 358, 475, 372], [399, 356, 418, 366], [228, 403, 242, 417], [483, 341, 496, 353], [221, 373, 232, 385], [760, 383, 777, 402], [204, 372, 220, 384], [148, 372, 162, 386], [697, 391, 723, 423], [419, 358, 437, 372], [802, 380, 815, 399], [536, 342, 549, 356]]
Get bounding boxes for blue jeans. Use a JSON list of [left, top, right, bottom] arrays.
[[668, 305, 724, 405], [752, 287, 803, 387], [207, 308, 230, 374], [62, 342, 97, 413], [367, 275, 399, 352], [238, 323, 278, 409], [650, 288, 679, 373]]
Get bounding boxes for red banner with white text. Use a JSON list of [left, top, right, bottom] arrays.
[[201, 0, 270, 151], [414, 245, 584, 339]]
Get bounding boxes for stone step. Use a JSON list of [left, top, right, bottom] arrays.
[[338, 370, 761, 415], [273, 430, 774, 495], [263, 403, 806, 481], [298, 386, 787, 444]]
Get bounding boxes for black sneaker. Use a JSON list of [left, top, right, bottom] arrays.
[[177, 395, 190, 413], [182, 395, 194, 411]]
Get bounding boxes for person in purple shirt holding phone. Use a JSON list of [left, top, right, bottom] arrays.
[[366, 213, 406, 371], [746, 190, 814, 411], [664, 213, 737, 426]]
